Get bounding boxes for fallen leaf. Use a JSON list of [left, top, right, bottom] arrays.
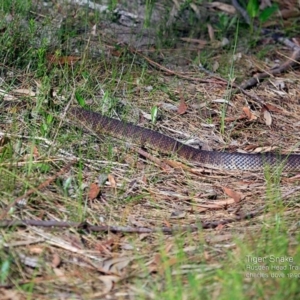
[[233, 53, 242, 62], [285, 175, 300, 182], [33, 146, 39, 159], [29, 246, 44, 254], [212, 61, 219, 72], [159, 102, 178, 112], [102, 257, 132, 274], [51, 252, 61, 268], [262, 106, 272, 126], [88, 183, 100, 200], [243, 106, 257, 121], [99, 275, 120, 293], [209, 2, 236, 14], [108, 174, 116, 188], [206, 199, 236, 206], [177, 97, 187, 115], [264, 103, 283, 113], [207, 23, 215, 41], [223, 187, 242, 203], [90, 24, 97, 36], [12, 88, 35, 96]]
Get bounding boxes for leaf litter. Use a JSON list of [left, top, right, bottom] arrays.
[[1, 0, 300, 298]]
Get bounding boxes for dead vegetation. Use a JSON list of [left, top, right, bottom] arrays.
[[1, 0, 300, 299]]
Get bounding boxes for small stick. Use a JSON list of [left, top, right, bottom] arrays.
[[0, 208, 263, 232]]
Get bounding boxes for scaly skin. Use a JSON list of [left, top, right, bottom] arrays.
[[67, 107, 300, 171]]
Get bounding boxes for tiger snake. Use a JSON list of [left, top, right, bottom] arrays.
[[67, 107, 300, 172]]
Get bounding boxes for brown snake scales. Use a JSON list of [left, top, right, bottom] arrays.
[[68, 107, 300, 172]]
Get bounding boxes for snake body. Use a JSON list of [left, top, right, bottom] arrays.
[[68, 107, 300, 171]]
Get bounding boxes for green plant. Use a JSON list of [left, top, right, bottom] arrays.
[[247, 0, 278, 22], [217, 12, 238, 34], [0, 256, 11, 284], [220, 22, 239, 134], [151, 106, 158, 124]]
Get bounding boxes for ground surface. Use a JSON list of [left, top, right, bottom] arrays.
[[0, 1, 300, 299]]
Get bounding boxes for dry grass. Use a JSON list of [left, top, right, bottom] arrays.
[[1, 1, 300, 299], [1, 57, 300, 298]]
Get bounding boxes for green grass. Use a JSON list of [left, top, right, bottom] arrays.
[[131, 220, 300, 299], [1, 0, 300, 299]]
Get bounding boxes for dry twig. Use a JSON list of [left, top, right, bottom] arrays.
[[0, 208, 264, 232]]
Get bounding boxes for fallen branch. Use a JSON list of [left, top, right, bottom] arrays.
[[0, 209, 264, 233], [239, 49, 300, 90], [232, 0, 300, 90], [129, 47, 228, 85]]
